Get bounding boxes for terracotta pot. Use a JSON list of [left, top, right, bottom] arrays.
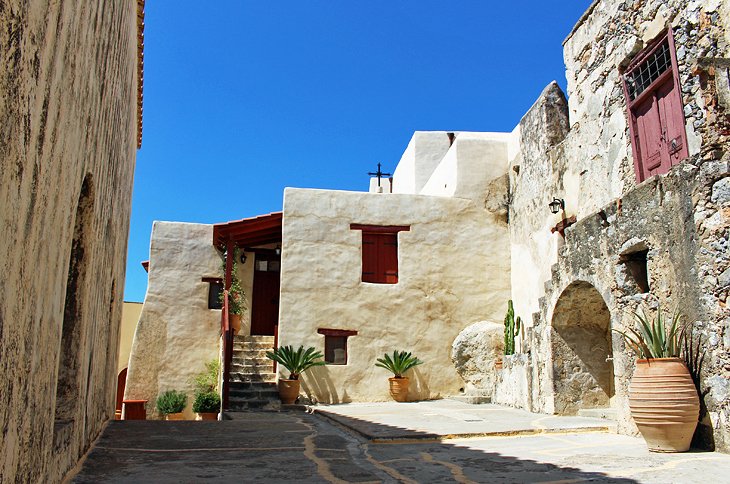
[[230, 314, 242, 335], [495, 357, 503, 371], [197, 412, 218, 421], [165, 412, 185, 421], [629, 358, 699, 452], [389, 377, 409, 402], [278, 379, 300, 405]]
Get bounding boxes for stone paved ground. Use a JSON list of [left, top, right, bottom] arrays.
[[70, 406, 730, 483]]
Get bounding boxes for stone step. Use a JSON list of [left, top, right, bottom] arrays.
[[231, 361, 274, 375], [229, 387, 280, 400], [231, 356, 272, 364], [228, 381, 277, 391], [229, 372, 276, 383], [234, 335, 275, 343], [232, 348, 272, 358], [233, 342, 275, 351], [227, 398, 281, 411], [577, 407, 617, 420]]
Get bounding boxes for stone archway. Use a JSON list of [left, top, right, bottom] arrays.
[[551, 281, 614, 415]]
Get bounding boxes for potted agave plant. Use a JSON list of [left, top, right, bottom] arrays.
[[375, 350, 423, 402], [613, 306, 699, 452], [265, 345, 325, 404]]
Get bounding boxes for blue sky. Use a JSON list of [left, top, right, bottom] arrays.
[[124, 1, 593, 302]]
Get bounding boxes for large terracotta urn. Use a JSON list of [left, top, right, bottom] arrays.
[[629, 358, 699, 452], [389, 377, 410, 402], [278, 379, 300, 404]]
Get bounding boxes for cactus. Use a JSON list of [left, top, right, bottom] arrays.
[[504, 300, 522, 356]]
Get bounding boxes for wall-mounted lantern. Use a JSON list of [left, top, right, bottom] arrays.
[[239, 252, 247, 264], [275, 245, 281, 256], [549, 198, 565, 214]]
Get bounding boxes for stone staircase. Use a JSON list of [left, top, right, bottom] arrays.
[[227, 335, 280, 411]]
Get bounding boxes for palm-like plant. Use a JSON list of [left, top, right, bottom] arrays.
[[375, 350, 423, 378], [613, 306, 687, 359], [265, 345, 325, 380]]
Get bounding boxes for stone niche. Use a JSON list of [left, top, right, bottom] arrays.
[[551, 281, 614, 415]]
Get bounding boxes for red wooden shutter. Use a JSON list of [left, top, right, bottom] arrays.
[[380, 233, 399, 283], [361, 232, 399, 283], [362, 233, 378, 283]]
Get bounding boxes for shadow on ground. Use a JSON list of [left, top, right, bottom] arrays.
[[71, 411, 638, 483]]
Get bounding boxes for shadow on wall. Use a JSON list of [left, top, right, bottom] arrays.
[[302, 366, 434, 404], [409, 367, 432, 400], [302, 366, 350, 404]]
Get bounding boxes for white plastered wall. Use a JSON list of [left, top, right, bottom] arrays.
[[124, 222, 224, 419], [279, 187, 511, 403]]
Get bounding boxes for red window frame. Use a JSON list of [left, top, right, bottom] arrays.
[[317, 328, 358, 365], [350, 224, 410, 284], [622, 29, 688, 183]]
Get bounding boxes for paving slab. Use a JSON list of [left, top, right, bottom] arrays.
[[69, 406, 730, 483], [311, 399, 613, 441]]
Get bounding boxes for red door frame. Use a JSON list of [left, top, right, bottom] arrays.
[[623, 28, 688, 183]]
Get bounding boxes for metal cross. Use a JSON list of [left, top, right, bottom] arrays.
[[368, 162, 392, 187]]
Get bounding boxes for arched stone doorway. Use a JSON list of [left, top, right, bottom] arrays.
[[551, 281, 614, 415]]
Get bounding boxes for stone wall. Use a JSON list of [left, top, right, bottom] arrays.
[[527, 161, 729, 449], [501, 0, 730, 452], [0, 1, 139, 481], [125, 222, 224, 420], [279, 187, 511, 403]]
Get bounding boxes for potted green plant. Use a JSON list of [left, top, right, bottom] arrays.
[[265, 345, 325, 404], [156, 390, 187, 420], [191, 359, 220, 420], [220, 248, 246, 335], [375, 350, 423, 402], [193, 392, 221, 420], [613, 306, 699, 452]]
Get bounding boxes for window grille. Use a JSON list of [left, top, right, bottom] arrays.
[[625, 40, 671, 101]]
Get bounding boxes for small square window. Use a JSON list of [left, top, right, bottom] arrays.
[[620, 250, 649, 294], [325, 336, 347, 364], [203, 278, 223, 309], [318, 328, 358, 365]]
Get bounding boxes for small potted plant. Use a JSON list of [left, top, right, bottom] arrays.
[[193, 392, 221, 420], [375, 350, 423, 402], [191, 359, 220, 420], [265, 345, 325, 404], [156, 390, 187, 420], [613, 306, 699, 452], [220, 248, 246, 335]]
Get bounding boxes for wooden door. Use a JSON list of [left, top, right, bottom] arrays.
[[656, 77, 688, 166], [250, 255, 280, 336], [634, 92, 664, 178]]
